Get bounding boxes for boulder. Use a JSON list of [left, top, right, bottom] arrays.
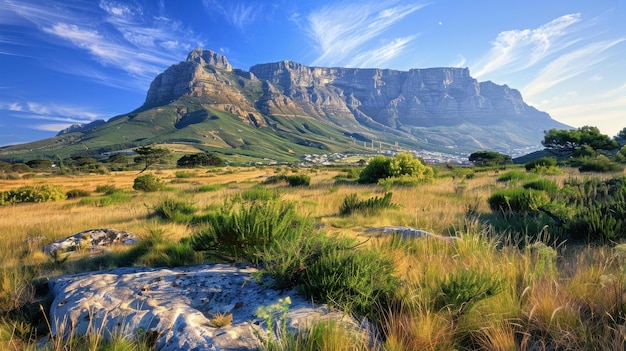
[[44, 229, 139, 254], [365, 226, 460, 242], [48, 263, 354, 350]]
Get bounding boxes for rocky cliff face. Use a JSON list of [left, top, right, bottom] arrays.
[[140, 48, 568, 152]]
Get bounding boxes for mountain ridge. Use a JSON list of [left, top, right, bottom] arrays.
[[3, 48, 569, 161]]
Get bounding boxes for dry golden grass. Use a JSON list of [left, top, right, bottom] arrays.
[[1, 166, 626, 350]]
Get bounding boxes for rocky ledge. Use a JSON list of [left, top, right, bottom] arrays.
[[48, 263, 354, 351]]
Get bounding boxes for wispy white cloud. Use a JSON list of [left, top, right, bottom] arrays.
[[0, 101, 103, 124], [523, 39, 625, 98], [471, 13, 583, 79], [202, 0, 263, 33], [306, 1, 426, 67], [1, 0, 203, 89], [347, 35, 418, 68]]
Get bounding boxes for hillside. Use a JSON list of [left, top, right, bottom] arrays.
[[0, 48, 569, 161]]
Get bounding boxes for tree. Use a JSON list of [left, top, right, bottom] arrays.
[[618, 127, 626, 140], [616, 145, 626, 163], [26, 159, 53, 170], [468, 151, 512, 166], [542, 126, 618, 154], [177, 152, 224, 167], [107, 153, 129, 164], [134, 146, 172, 173]]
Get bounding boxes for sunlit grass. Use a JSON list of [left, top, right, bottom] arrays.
[[1, 166, 626, 349]]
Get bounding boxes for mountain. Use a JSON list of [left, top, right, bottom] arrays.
[[0, 48, 569, 161]]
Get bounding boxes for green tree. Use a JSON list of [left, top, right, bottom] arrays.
[[26, 159, 53, 170], [177, 152, 224, 167], [616, 145, 626, 163], [107, 153, 129, 164], [618, 127, 626, 140], [134, 146, 172, 173], [542, 126, 618, 154], [468, 150, 512, 166]]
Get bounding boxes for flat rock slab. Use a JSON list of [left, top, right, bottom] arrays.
[[44, 229, 139, 254], [48, 264, 348, 351], [365, 226, 460, 242]]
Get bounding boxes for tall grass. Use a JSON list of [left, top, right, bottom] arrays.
[[2, 168, 626, 349]]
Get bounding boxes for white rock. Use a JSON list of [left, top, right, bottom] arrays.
[[44, 229, 139, 254], [48, 263, 351, 350]]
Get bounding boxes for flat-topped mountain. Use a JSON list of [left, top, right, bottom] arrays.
[[2, 48, 569, 161]]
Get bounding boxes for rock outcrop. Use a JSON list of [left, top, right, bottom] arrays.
[[44, 229, 139, 254], [141, 48, 568, 152], [48, 264, 354, 351]]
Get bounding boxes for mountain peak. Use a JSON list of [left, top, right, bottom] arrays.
[[186, 48, 232, 71]]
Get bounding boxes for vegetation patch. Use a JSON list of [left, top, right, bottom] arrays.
[[133, 174, 164, 192], [339, 192, 395, 216], [0, 184, 66, 205]]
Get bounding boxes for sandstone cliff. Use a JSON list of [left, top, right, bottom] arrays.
[[140, 48, 566, 152]]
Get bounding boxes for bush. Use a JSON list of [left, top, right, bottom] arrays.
[[523, 179, 559, 196], [301, 247, 398, 319], [359, 153, 434, 184], [339, 192, 395, 216], [284, 174, 310, 186], [133, 174, 164, 192], [240, 187, 281, 202], [190, 199, 312, 263], [177, 152, 224, 167], [0, 184, 66, 205], [151, 198, 198, 224], [433, 268, 503, 315], [174, 171, 196, 178], [95, 184, 120, 195], [524, 157, 557, 171], [66, 189, 91, 199], [497, 170, 530, 182], [262, 174, 311, 187], [577, 156, 625, 173], [487, 188, 550, 214], [198, 184, 225, 192]]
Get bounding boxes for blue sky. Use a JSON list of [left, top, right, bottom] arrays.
[[1, 0, 625, 146]]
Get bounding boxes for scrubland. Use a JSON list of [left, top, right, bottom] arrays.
[[1, 164, 625, 350]]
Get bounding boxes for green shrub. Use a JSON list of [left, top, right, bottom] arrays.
[[566, 190, 626, 242], [151, 198, 197, 224], [284, 174, 310, 187], [133, 174, 164, 192], [523, 179, 559, 195], [124, 229, 201, 268], [240, 187, 280, 202], [65, 189, 91, 199], [190, 199, 312, 263], [577, 156, 625, 173], [487, 188, 550, 214], [136, 241, 200, 267], [95, 184, 120, 195], [339, 192, 395, 216], [524, 157, 557, 171], [198, 184, 225, 192], [433, 268, 503, 316], [174, 171, 196, 178], [359, 153, 434, 184], [496, 170, 530, 182], [301, 247, 398, 319], [0, 184, 66, 205], [261, 174, 311, 187]]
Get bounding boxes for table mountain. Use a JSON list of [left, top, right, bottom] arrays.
[[1, 48, 569, 161]]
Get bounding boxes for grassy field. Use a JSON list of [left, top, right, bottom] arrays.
[[1, 164, 625, 350]]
